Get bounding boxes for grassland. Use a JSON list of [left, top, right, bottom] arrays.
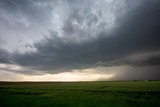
[[0, 81, 160, 107]]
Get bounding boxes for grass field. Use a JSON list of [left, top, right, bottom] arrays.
[[0, 81, 160, 107]]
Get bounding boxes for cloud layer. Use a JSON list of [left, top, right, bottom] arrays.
[[0, 0, 160, 80]]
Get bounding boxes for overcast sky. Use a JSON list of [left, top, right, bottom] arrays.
[[0, 0, 160, 81]]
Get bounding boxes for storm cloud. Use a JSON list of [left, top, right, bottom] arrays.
[[0, 0, 160, 80]]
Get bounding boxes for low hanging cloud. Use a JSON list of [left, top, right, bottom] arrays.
[[0, 0, 160, 80]]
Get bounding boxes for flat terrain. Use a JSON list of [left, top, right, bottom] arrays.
[[0, 81, 160, 107]]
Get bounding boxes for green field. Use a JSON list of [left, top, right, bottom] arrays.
[[0, 81, 160, 107]]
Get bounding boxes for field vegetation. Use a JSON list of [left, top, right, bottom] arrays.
[[0, 81, 160, 107]]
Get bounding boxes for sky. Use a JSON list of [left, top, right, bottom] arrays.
[[0, 0, 160, 81]]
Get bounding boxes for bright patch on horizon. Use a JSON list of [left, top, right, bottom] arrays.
[[0, 71, 114, 82]]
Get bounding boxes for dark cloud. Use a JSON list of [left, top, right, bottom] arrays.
[[11, 0, 160, 72], [0, 0, 160, 80], [96, 52, 160, 68], [0, 49, 12, 64]]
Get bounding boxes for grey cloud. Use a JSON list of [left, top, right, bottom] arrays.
[[0, 65, 44, 75], [12, 0, 160, 72], [0, 49, 12, 64], [96, 52, 160, 68], [129, 56, 160, 67], [0, 0, 56, 52], [0, 0, 52, 25], [0, 0, 160, 79]]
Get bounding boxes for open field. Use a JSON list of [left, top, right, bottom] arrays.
[[0, 81, 160, 107]]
